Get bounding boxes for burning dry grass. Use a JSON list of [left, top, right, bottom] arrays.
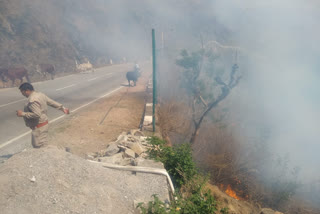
[[157, 99, 320, 213], [193, 123, 256, 200]]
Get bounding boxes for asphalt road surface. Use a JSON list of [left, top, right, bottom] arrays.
[[0, 63, 133, 161]]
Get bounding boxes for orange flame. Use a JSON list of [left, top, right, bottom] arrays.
[[225, 185, 241, 200]]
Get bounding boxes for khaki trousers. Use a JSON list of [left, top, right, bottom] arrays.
[[31, 124, 49, 148]]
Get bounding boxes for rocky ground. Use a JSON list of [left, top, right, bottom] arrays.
[[0, 145, 169, 214]]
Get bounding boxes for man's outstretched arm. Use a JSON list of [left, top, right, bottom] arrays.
[[46, 95, 69, 114]]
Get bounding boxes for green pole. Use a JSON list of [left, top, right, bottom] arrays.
[[152, 29, 157, 132]]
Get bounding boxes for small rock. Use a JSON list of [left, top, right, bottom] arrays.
[[124, 148, 136, 158], [86, 154, 95, 160], [127, 142, 145, 155], [98, 149, 107, 157], [105, 143, 120, 156], [116, 135, 128, 144], [87, 152, 98, 158], [139, 153, 148, 158], [127, 136, 136, 143], [117, 145, 127, 151], [99, 153, 123, 164], [30, 176, 36, 182]]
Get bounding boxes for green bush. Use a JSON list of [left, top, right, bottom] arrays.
[[140, 137, 224, 213], [147, 137, 197, 188], [137, 194, 169, 214], [137, 185, 218, 214]]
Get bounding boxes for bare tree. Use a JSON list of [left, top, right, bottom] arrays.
[[176, 48, 241, 145]]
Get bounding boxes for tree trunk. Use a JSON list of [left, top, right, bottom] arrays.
[[190, 122, 201, 145], [190, 87, 230, 145]]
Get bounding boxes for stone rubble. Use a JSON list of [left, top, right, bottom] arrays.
[[87, 129, 156, 168]]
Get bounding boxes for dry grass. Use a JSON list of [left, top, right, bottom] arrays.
[[157, 100, 192, 146]]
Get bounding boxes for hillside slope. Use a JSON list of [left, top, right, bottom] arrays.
[[0, 0, 229, 81]]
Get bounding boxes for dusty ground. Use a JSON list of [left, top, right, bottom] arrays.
[[48, 63, 151, 157], [0, 145, 169, 214]]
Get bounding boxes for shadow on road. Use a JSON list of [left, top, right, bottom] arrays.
[[120, 83, 132, 87], [0, 154, 14, 160]]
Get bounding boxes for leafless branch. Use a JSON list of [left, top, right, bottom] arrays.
[[199, 95, 208, 107]]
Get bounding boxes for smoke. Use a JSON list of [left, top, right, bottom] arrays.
[[210, 0, 320, 204], [64, 0, 320, 205], [56, 0, 217, 62]]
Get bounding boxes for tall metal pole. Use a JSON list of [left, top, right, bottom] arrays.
[[152, 29, 157, 132]]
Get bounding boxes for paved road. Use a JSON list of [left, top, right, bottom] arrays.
[[0, 64, 133, 159]]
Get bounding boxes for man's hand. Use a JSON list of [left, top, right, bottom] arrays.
[[62, 107, 70, 114], [16, 110, 24, 117]]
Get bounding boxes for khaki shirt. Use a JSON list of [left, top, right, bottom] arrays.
[[21, 91, 63, 128]]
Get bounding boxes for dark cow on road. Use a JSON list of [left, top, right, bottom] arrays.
[[1, 67, 30, 87], [126, 69, 141, 87], [0, 68, 7, 83], [36, 64, 55, 80]]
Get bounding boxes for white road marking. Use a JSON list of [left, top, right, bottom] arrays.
[[55, 84, 76, 91], [0, 72, 115, 109], [87, 73, 112, 82], [0, 130, 32, 149], [88, 77, 97, 81], [0, 98, 26, 108], [70, 86, 123, 113], [0, 86, 124, 150], [101, 73, 113, 78]]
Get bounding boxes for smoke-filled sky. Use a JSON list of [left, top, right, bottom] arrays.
[[211, 0, 320, 182]]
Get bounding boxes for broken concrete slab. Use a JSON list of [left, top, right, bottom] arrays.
[[98, 153, 132, 166], [143, 116, 152, 126], [124, 149, 136, 158], [105, 143, 120, 156], [127, 142, 145, 155]]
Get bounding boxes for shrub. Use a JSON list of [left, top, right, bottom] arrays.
[[137, 177, 218, 214], [137, 194, 169, 214], [172, 174, 217, 214], [147, 137, 197, 188], [140, 137, 223, 214]]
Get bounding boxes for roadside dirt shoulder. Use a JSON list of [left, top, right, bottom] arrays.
[[48, 64, 151, 157]]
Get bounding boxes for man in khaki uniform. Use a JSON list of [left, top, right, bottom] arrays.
[[16, 82, 69, 148]]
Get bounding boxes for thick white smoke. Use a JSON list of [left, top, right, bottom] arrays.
[[211, 0, 320, 202]]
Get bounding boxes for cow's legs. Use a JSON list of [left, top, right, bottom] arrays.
[[128, 80, 131, 87], [134, 81, 136, 86], [11, 78, 15, 87]]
